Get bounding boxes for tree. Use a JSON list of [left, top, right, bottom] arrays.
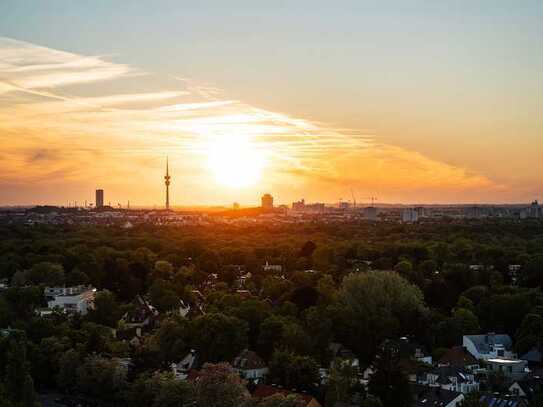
[[368, 341, 411, 407], [340, 271, 428, 359], [88, 289, 122, 327], [156, 316, 189, 363], [76, 355, 128, 400], [459, 392, 485, 406], [57, 348, 81, 392], [22, 374, 38, 407], [325, 359, 360, 407], [269, 350, 320, 392], [194, 363, 250, 407], [149, 279, 179, 313], [154, 379, 194, 407], [191, 313, 248, 363], [4, 334, 31, 404], [26, 262, 65, 286], [153, 260, 174, 280]]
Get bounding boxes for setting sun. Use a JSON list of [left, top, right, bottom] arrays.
[[206, 136, 266, 188]]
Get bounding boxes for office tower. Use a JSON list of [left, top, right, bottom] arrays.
[[95, 189, 104, 208], [261, 193, 274, 210]]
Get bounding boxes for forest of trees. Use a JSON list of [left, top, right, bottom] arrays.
[[1, 219, 543, 406]]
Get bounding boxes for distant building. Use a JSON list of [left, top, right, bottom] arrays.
[[462, 333, 514, 360], [261, 193, 274, 210], [363, 206, 378, 221], [292, 199, 305, 211], [402, 208, 419, 223], [262, 261, 282, 274], [45, 285, 96, 315], [529, 200, 541, 218], [95, 189, 104, 208]]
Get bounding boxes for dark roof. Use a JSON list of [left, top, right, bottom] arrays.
[[429, 366, 473, 384], [233, 349, 267, 370], [464, 334, 512, 353], [439, 346, 478, 368], [410, 384, 462, 407], [252, 384, 315, 405], [520, 348, 543, 364], [479, 395, 528, 407]]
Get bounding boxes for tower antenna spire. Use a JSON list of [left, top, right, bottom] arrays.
[[164, 156, 171, 210]]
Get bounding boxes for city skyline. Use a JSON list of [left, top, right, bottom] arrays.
[[0, 2, 542, 206]]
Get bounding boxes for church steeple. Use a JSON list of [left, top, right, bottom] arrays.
[[164, 157, 171, 210]]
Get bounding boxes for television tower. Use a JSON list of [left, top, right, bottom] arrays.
[[164, 157, 171, 210]]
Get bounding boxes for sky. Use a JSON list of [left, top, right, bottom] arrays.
[[0, 1, 542, 207]]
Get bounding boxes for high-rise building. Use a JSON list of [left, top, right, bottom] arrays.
[[95, 189, 104, 208], [402, 208, 419, 223], [164, 157, 171, 210], [261, 193, 274, 210]]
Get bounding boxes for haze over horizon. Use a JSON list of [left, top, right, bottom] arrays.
[[1, 1, 542, 206]]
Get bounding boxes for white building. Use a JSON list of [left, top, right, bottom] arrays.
[[171, 350, 197, 380], [462, 334, 514, 360], [232, 349, 268, 381], [417, 366, 479, 394], [45, 285, 96, 315], [487, 358, 528, 381]]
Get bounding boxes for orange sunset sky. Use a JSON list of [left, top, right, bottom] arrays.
[[0, 2, 541, 206]]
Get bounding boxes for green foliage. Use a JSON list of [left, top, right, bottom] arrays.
[[340, 271, 428, 359], [194, 363, 249, 407], [88, 289, 121, 327], [269, 350, 320, 392], [191, 313, 248, 363]]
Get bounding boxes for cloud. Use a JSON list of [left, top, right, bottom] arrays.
[[0, 37, 502, 205]]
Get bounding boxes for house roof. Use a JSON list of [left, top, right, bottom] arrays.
[[233, 349, 267, 370], [520, 348, 543, 364], [464, 334, 513, 353], [410, 384, 462, 407], [479, 395, 528, 407], [252, 384, 315, 405], [439, 346, 478, 368], [428, 366, 473, 385]]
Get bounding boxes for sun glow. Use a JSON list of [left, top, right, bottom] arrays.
[[206, 136, 266, 188]]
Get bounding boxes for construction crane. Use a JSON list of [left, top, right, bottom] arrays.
[[362, 196, 378, 207]]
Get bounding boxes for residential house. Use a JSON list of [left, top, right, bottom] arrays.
[[509, 377, 543, 400], [417, 366, 479, 394], [410, 384, 464, 407], [232, 349, 268, 382], [439, 346, 479, 371], [171, 349, 198, 380], [45, 285, 96, 315], [262, 262, 282, 274], [486, 358, 528, 381], [463, 333, 514, 360], [118, 295, 159, 338], [329, 343, 359, 368]]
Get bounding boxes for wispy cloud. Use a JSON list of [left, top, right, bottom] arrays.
[[0, 37, 500, 205]]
